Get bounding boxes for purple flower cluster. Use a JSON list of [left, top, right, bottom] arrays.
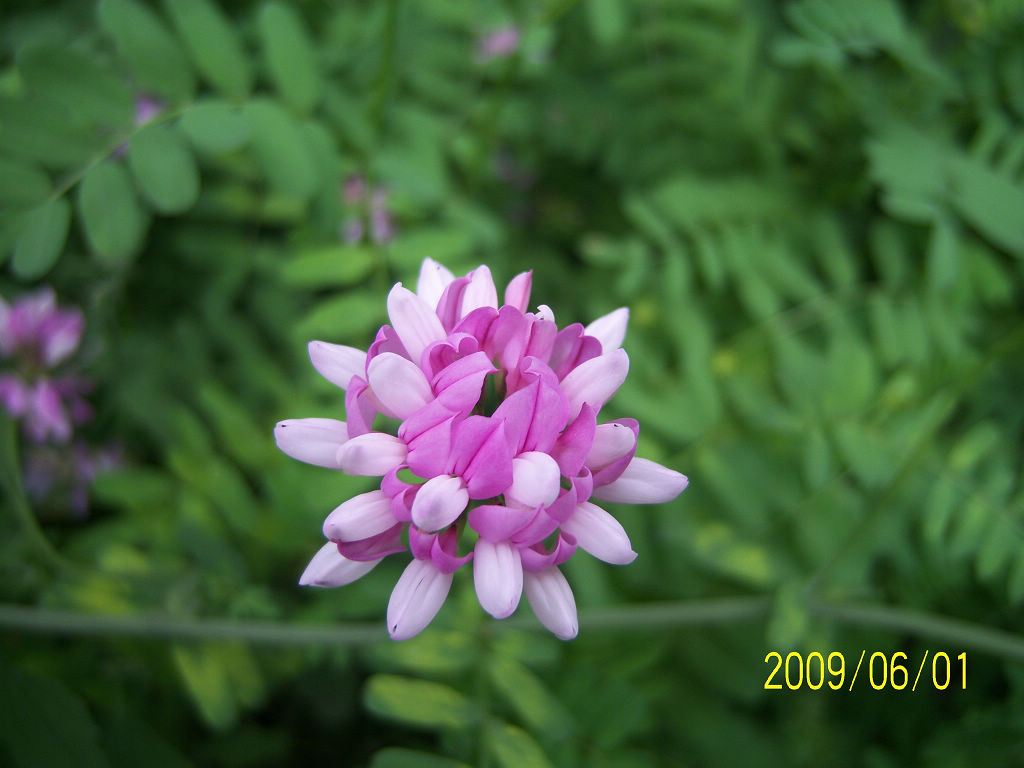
[[341, 175, 395, 246], [276, 260, 688, 640], [0, 288, 90, 443]]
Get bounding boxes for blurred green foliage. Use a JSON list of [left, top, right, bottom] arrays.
[[2, 0, 1024, 765]]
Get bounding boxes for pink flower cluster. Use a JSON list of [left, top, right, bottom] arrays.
[[275, 259, 688, 640], [0, 288, 90, 443]]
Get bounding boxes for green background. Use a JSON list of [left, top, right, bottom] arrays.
[[2, 0, 1024, 765]]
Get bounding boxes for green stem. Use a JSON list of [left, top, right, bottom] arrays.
[[0, 415, 72, 573], [370, 0, 401, 133], [3, 597, 1021, 660]]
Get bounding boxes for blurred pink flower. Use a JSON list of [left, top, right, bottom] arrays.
[[339, 176, 396, 245], [478, 25, 521, 62], [276, 259, 688, 640], [0, 288, 91, 443]]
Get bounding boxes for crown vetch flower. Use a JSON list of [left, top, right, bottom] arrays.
[[277, 258, 688, 640], [0, 287, 90, 443]]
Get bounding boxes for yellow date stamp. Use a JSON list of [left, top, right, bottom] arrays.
[[764, 650, 967, 691]]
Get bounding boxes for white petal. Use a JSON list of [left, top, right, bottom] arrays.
[[524, 567, 577, 640], [560, 501, 637, 565], [535, 304, 555, 323], [560, 348, 630, 419], [416, 258, 455, 309], [411, 475, 468, 532], [323, 490, 396, 541], [592, 457, 689, 504], [584, 307, 629, 352], [367, 352, 433, 419], [473, 539, 523, 619], [386, 283, 446, 365], [387, 558, 453, 640], [506, 451, 561, 508], [337, 432, 408, 476], [460, 265, 499, 317], [585, 422, 637, 469], [308, 341, 367, 390], [274, 418, 349, 468], [299, 542, 380, 587]]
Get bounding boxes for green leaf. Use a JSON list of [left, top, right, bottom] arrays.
[[129, 123, 200, 214], [0, 156, 51, 207], [171, 645, 237, 730], [297, 292, 386, 342], [488, 657, 573, 740], [164, 0, 252, 100], [0, 97, 98, 169], [243, 99, 319, 201], [17, 45, 133, 130], [370, 748, 471, 768], [363, 675, 477, 731], [77, 161, 147, 265], [97, 0, 195, 102], [179, 99, 251, 154], [487, 722, 554, 768], [11, 197, 70, 278], [0, 664, 110, 768], [585, 0, 627, 45], [259, 2, 322, 114], [280, 244, 376, 287]]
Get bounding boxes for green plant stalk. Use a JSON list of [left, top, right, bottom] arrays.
[[2, 597, 1022, 661], [0, 415, 71, 572]]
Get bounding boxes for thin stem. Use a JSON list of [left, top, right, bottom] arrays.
[[4, 597, 1020, 661], [0, 415, 72, 573]]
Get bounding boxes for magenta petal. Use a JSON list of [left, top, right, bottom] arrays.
[[452, 306, 498, 345], [461, 265, 499, 317], [506, 451, 561, 508], [334, 523, 407, 561], [337, 432, 408, 476], [40, 309, 84, 367], [411, 475, 468, 532], [308, 341, 367, 390], [28, 380, 70, 442], [524, 567, 578, 640], [485, 306, 529, 370], [417, 257, 455, 309], [368, 352, 433, 419], [584, 307, 629, 352], [503, 270, 533, 312], [473, 539, 523, 619], [560, 501, 636, 565], [548, 323, 602, 380], [508, 507, 560, 547], [386, 283, 446, 367], [387, 558, 453, 640], [551, 403, 596, 477], [519, 532, 577, 571], [299, 542, 381, 586], [561, 348, 629, 420], [432, 351, 496, 410], [469, 504, 536, 542], [435, 276, 472, 332], [429, 526, 473, 573], [344, 377, 379, 437], [451, 416, 513, 499], [323, 490, 396, 541], [366, 324, 410, 363], [274, 418, 349, 468], [593, 457, 689, 504], [0, 374, 29, 416]]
